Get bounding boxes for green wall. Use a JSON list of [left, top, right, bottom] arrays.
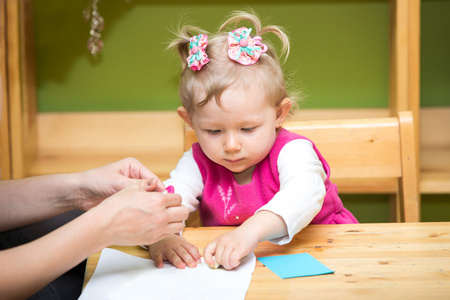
[[33, 0, 390, 111], [421, 0, 450, 106], [31, 0, 450, 222], [31, 0, 450, 111]]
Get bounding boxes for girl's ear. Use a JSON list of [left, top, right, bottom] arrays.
[[177, 106, 193, 128], [276, 98, 292, 128]]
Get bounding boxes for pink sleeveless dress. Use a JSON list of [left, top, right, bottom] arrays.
[[192, 128, 358, 226]]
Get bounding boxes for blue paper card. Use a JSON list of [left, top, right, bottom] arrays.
[[257, 253, 334, 279]]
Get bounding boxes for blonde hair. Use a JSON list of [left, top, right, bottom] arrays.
[[169, 11, 295, 115]]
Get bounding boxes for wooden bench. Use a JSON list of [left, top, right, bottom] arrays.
[[30, 107, 450, 197]]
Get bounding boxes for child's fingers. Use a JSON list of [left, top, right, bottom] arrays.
[[213, 242, 224, 268], [203, 241, 217, 268], [174, 246, 199, 268], [152, 252, 165, 268], [166, 249, 187, 269], [229, 250, 242, 269], [220, 246, 234, 270], [184, 242, 201, 265]]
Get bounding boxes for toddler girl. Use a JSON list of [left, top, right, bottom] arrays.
[[149, 11, 358, 270]]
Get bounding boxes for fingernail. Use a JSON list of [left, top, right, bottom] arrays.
[[147, 178, 156, 187]]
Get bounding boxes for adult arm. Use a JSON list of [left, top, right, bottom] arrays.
[[0, 157, 165, 231], [0, 158, 188, 298], [0, 179, 188, 299]]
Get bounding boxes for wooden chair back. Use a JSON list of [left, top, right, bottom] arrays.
[[184, 111, 420, 223]]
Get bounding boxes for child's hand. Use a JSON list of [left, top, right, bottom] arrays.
[[148, 235, 201, 269], [203, 227, 259, 270]]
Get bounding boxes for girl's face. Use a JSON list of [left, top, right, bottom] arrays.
[[179, 85, 291, 184]]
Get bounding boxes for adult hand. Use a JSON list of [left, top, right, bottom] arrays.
[[203, 226, 259, 270], [149, 234, 201, 269], [0, 179, 189, 300], [76, 157, 165, 211], [94, 180, 189, 247]]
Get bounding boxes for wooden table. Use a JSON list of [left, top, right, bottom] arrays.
[[84, 222, 450, 299]]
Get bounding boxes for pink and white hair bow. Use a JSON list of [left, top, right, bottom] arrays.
[[187, 34, 209, 71], [227, 27, 268, 65]]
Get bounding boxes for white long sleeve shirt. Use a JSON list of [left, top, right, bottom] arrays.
[[164, 139, 326, 245]]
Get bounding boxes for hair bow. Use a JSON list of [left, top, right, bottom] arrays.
[[187, 34, 209, 71], [227, 27, 267, 65]]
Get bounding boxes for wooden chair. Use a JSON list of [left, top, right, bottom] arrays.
[[183, 111, 420, 225]]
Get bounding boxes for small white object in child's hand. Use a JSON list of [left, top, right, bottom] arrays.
[[209, 257, 221, 269]]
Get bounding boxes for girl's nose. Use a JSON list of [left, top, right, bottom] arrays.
[[223, 133, 241, 152]]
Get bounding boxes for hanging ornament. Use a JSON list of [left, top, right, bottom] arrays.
[[83, 0, 104, 56]]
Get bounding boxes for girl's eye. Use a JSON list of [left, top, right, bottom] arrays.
[[241, 127, 255, 133], [206, 129, 221, 135]]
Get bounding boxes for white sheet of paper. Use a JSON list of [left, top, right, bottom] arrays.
[[79, 248, 256, 300]]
